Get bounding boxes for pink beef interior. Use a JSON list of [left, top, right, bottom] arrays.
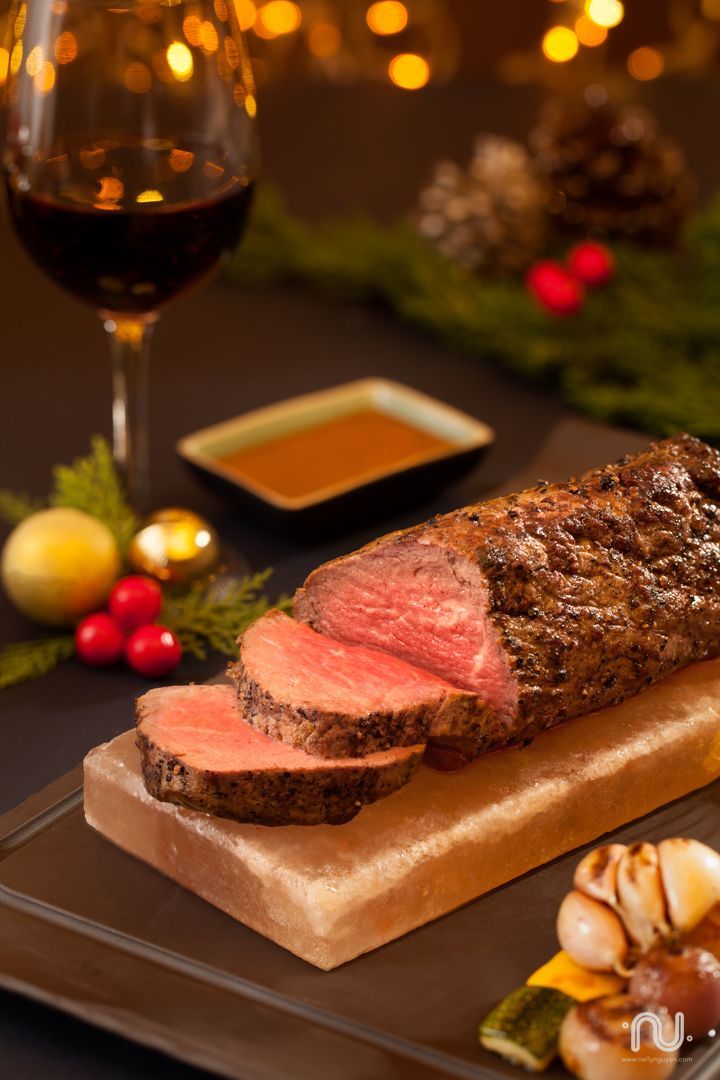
[[245, 611, 460, 713], [297, 540, 517, 721], [139, 685, 418, 772]]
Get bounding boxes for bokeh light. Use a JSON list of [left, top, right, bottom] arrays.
[[14, 5, 27, 39], [214, 0, 228, 21], [575, 14, 607, 47], [542, 26, 579, 63], [183, 15, 202, 45], [124, 61, 152, 93], [388, 52, 429, 89], [96, 176, 124, 207], [585, 0, 624, 29], [245, 91, 257, 115], [166, 41, 194, 81], [233, 0, 256, 31], [627, 45, 664, 80], [0, 48, 10, 85], [34, 59, 55, 94], [25, 46, 44, 77], [224, 36, 239, 68], [10, 41, 23, 76], [255, 1, 301, 38], [136, 189, 164, 203], [308, 21, 341, 58], [200, 21, 219, 51], [367, 1, 408, 36], [169, 148, 195, 172], [55, 31, 77, 64]]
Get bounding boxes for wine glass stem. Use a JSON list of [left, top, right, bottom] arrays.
[[104, 314, 157, 513]]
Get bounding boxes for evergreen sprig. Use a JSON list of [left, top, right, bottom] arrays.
[[0, 636, 75, 689], [162, 569, 291, 660], [227, 188, 720, 442], [0, 490, 45, 525], [49, 436, 139, 555]]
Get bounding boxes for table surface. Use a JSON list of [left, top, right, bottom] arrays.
[[0, 76, 713, 1079]]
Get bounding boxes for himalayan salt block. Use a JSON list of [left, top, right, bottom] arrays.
[[84, 660, 720, 970]]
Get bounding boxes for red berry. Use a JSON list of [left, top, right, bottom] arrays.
[[75, 612, 125, 667], [125, 624, 182, 678], [109, 575, 163, 631], [568, 241, 615, 288], [526, 260, 584, 317]]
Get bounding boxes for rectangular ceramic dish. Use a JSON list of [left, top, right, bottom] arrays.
[[176, 378, 495, 531]]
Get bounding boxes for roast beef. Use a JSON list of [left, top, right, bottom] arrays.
[[136, 684, 423, 826], [295, 434, 720, 757], [229, 609, 485, 757]]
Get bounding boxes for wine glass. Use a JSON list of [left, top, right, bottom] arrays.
[[2, 0, 257, 509]]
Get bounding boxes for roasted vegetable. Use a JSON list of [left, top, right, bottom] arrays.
[[559, 994, 678, 1080], [479, 985, 575, 1072], [527, 950, 625, 1002], [556, 890, 630, 974], [629, 943, 720, 1041]]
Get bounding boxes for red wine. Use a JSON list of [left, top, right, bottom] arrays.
[[5, 136, 254, 314]]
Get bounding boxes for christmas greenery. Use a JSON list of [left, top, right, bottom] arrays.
[[0, 636, 75, 690], [228, 188, 720, 442], [0, 440, 285, 688], [0, 436, 139, 553], [162, 570, 291, 661]]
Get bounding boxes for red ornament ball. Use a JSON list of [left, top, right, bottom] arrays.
[[109, 575, 163, 631], [526, 260, 584, 317], [125, 624, 182, 678], [567, 241, 615, 288], [75, 612, 125, 667]]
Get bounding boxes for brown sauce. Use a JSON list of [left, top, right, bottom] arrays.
[[217, 408, 454, 500]]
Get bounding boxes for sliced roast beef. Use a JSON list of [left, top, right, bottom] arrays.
[[229, 610, 486, 758], [136, 684, 423, 826], [295, 434, 720, 757]]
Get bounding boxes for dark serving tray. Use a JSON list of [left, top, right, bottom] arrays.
[[1, 763, 720, 1080]]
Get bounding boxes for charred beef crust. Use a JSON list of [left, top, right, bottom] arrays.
[[135, 701, 423, 827], [298, 434, 720, 745], [227, 654, 492, 759]]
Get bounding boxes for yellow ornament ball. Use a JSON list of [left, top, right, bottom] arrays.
[[1, 507, 120, 627], [128, 507, 221, 584]]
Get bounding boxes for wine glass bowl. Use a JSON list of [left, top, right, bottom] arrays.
[[2, 0, 257, 507]]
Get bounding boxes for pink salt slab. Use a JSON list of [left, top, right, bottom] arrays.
[[84, 660, 720, 970]]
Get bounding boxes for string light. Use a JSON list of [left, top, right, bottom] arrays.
[[585, 0, 624, 29], [388, 52, 429, 89], [166, 41, 194, 80], [575, 14, 607, 47], [542, 26, 579, 63], [367, 2, 408, 35], [627, 46, 664, 80]]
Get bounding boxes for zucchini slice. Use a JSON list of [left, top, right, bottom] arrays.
[[479, 985, 575, 1072]]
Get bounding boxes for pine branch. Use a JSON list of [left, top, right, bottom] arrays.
[[49, 436, 139, 555], [162, 569, 290, 660], [0, 636, 75, 689], [227, 187, 720, 443], [0, 490, 45, 525]]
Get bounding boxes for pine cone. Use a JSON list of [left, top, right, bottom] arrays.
[[530, 94, 696, 246], [415, 135, 547, 274]]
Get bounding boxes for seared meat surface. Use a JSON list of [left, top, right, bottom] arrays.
[[296, 434, 720, 754]]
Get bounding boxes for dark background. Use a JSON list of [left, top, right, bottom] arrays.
[[1, 1, 719, 1076]]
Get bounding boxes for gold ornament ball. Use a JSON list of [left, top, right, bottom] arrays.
[[128, 508, 221, 584], [1, 507, 120, 627]]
